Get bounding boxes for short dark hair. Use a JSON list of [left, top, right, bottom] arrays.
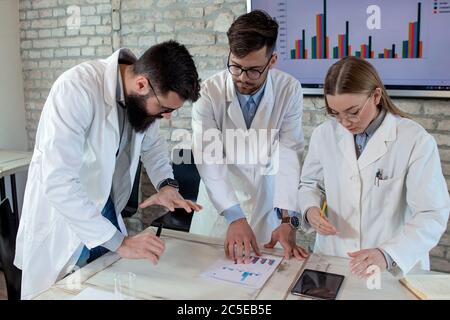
[[227, 10, 279, 58], [133, 40, 201, 102]]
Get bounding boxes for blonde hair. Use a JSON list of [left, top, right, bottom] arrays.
[[324, 56, 409, 118]]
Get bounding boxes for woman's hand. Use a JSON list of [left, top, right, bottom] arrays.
[[306, 207, 338, 235], [348, 248, 388, 278]]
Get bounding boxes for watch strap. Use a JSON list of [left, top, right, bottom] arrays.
[[281, 217, 290, 224]]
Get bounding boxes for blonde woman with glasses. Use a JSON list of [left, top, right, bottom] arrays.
[[298, 56, 449, 278]]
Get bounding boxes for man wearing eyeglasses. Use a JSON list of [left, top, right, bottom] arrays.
[[15, 41, 202, 299], [190, 10, 308, 263]]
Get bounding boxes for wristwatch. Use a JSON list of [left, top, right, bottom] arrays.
[[281, 215, 301, 230], [158, 178, 179, 191]]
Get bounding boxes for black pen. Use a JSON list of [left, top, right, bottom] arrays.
[[156, 223, 163, 238], [375, 169, 382, 186]]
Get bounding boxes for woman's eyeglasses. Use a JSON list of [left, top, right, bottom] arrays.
[[328, 93, 373, 123]]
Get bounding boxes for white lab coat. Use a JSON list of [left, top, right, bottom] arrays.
[[298, 112, 450, 275], [14, 49, 173, 299], [189, 69, 304, 243]]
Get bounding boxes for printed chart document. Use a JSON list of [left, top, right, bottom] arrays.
[[201, 255, 282, 289]]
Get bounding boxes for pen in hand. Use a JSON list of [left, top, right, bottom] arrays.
[[156, 223, 163, 238], [320, 201, 327, 219], [317, 201, 338, 235]]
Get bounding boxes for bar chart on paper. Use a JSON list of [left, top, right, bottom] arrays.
[[201, 255, 282, 289]]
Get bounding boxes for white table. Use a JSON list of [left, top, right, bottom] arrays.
[[0, 150, 32, 220], [35, 228, 418, 300]]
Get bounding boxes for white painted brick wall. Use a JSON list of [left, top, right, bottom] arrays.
[[18, 0, 450, 272]]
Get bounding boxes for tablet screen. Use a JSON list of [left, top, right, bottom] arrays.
[[291, 269, 345, 300]]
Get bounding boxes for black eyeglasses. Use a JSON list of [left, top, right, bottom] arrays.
[[146, 77, 176, 114], [227, 52, 273, 80]]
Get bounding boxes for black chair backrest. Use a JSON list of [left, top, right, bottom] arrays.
[[172, 149, 200, 201], [151, 149, 201, 232], [0, 198, 21, 300]]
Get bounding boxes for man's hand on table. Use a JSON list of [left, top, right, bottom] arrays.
[[225, 218, 261, 264], [117, 232, 165, 265]]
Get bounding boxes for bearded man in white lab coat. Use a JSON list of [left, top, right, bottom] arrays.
[[190, 10, 308, 263], [14, 41, 202, 299]]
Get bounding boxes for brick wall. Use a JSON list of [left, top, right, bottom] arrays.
[[18, 0, 450, 272]]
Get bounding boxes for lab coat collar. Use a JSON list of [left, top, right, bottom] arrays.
[[103, 48, 137, 132], [336, 111, 397, 173], [336, 120, 359, 175], [357, 111, 397, 170], [103, 48, 137, 109], [225, 70, 274, 130]]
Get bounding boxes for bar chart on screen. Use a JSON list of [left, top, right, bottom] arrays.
[[201, 255, 282, 289], [251, 0, 450, 92], [284, 0, 425, 60]]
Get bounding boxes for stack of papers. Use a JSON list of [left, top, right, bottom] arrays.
[[201, 255, 282, 289]]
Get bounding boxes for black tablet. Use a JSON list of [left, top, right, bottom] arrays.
[[291, 269, 345, 300]]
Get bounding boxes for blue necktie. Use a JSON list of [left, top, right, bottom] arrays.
[[76, 197, 120, 267], [244, 97, 257, 129]]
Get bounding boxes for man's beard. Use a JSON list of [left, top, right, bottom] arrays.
[[235, 80, 258, 95], [234, 78, 266, 95], [124, 93, 162, 133]]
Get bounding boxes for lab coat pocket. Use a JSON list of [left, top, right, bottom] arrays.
[[371, 176, 404, 214]]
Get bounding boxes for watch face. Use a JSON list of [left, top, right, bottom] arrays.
[[160, 178, 179, 190], [290, 216, 300, 229], [168, 179, 179, 188]]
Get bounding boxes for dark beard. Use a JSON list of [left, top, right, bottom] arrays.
[[124, 93, 162, 133]]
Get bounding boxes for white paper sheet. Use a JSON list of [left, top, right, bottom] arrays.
[[200, 255, 282, 289]]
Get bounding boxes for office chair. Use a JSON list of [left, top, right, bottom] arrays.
[[0, 198, 22, 300], [152, 149, 201, 232]]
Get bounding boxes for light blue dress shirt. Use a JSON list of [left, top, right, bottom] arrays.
[[236, 81, 266, 130]]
